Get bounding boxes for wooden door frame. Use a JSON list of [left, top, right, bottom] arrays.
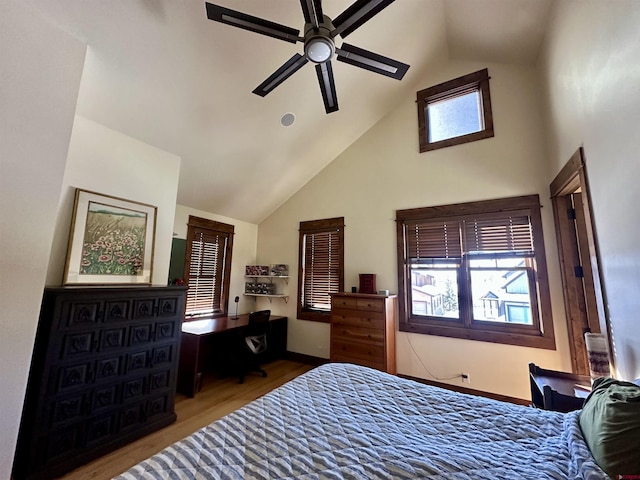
[[550, 147, 611, 374]]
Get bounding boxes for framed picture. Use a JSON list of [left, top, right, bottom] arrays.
[[63, 189, 157, 285]]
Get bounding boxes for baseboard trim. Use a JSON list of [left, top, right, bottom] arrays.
[[285, 351, 328, 367], [398, 373, 529, 406]]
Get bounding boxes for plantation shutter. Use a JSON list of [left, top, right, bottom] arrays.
[[406, 220, 462, 260], [184, 217, 234, 318], [299, 218, 344, 314], [463, 211, 533, 254]]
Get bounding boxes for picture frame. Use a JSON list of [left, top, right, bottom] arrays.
[[63, 189, 157, 285]]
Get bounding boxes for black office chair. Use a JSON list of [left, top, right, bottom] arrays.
[[238, 309, 271, 383]]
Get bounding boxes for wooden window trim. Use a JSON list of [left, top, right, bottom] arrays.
[[417, 68, 494, 153], [297, 217, 344, 323], [396, 195, 555, 349], [183, 216, 234, 320]]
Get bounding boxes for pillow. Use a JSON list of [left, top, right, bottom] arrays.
[[579, 377, 640, 478]]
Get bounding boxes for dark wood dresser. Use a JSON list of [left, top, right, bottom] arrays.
[[330, 293, 397, 374], [12, 286, 187, 480]]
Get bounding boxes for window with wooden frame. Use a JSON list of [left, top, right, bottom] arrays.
[[396, 195, 555, 349], [417, 68, 494, 152], [183, 216, 234, 320], [297, 217, 344, 323]]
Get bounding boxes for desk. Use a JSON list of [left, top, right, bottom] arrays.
[[177, 314, 287, 397], [529, 363, 591, 412]]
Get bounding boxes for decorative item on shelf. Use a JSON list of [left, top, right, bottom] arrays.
[[359, 273, 377, 294], [378, 289, 390, 296], [584, 332, 611, 382], [245, 282, 276, 295], [270, 264, 289, 276], [245, 265, 270, 276], [63, 188, 156, 285]]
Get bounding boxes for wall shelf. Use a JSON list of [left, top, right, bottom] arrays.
[[244, 275, 289, 284], [243, 293, 289, 303]]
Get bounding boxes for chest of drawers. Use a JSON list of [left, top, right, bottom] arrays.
[[330, 293, 396, 374], [13, 286, 186, 480]]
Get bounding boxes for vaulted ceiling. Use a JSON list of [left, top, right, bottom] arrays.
[[26, 0, 553, 223]]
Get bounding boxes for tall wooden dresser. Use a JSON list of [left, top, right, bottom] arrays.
[[330, 293, 397, 374], [13, 286, 187, 480]]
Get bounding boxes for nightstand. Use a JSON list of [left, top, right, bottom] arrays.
[[529, 363, 591, 412]]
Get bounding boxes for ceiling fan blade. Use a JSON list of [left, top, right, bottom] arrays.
[[205, 3, 300, 44], [315, 62, 339, 113], [300, 0, 324, 29], [253, 54, 309, 97], [331, 0, 395, 38], [336, 43, 409, 80]]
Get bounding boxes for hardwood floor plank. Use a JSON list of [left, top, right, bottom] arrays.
[[60, 359, 314, 480]]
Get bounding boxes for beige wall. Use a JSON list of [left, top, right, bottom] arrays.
[[258, 61, 573, 400], [173, 205, 259, 317], [46, 115, 181, 286], [0, 1, 85, 475], [540, 1, 640, 380]]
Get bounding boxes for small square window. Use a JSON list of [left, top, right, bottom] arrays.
[[417, 69, 494, 152]]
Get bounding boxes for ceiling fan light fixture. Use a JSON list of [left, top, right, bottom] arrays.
[[305, 36, 334, 63]]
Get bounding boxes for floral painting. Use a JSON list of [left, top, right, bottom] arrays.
[[80, 202, 147, 276], [64, 189, 156, 285]]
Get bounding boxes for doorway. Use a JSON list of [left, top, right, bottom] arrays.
[[550, 147, 610, 375]]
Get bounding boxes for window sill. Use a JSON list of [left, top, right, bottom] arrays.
[[399, 322, 556, 350], [298, 310, 331, 323], [420, 128, 494, 152]]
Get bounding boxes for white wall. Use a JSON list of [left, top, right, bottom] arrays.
[[46, 115, 181, 286], [258, 61, 573, 400], [173, 205, 259, 317], [0, 1, 85, 475], [540, 1, 640, 380]]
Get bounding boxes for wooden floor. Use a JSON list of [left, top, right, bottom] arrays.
[[60, 359, 314, 480]]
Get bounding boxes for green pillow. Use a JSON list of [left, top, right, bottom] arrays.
[[579, 377, 640, 477]]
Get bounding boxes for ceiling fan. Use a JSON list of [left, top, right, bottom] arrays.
[[205, 0, 410, 114]]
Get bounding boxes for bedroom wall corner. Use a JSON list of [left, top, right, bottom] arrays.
[[45, 116, 181, 287], [0, 1, 86, 476]]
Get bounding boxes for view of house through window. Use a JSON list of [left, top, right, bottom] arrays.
[[297, 217, 344, 323], [397, 195, 555, 349], [413, 256, 534, 325], [183, 216, 234, 320], [417, 68, 493, 152]]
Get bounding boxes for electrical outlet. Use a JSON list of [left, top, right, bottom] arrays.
[[461, 373, 470, 383]]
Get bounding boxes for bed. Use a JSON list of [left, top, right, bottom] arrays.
[[115, 363, 607, 479]]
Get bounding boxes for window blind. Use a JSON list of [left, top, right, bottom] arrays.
[[298, 217, 344, 319], [406, 220, 462, 259], [184, 217, 234, 318], [302, 230, 341, 310], [463, 212, 533, 253]]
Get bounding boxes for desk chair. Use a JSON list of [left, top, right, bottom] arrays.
[[238, 310, 271, 383]]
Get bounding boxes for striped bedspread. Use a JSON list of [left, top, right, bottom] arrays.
[[115, 363, 607, 479]]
